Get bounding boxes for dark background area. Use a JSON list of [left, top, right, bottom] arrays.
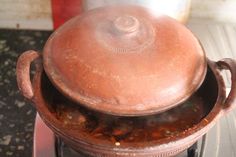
[[0, 29, 51, 157]]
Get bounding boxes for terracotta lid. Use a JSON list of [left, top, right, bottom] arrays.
[[43, 5, 207, 116]]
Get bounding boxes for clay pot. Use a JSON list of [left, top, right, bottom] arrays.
[[16, 5, 236, 157], [16, 51, 236, 156]]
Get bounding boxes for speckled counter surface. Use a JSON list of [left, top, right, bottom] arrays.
[[0, 29, 51, 157]]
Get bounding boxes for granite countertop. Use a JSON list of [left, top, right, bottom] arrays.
[[0, 29, 51, 157]]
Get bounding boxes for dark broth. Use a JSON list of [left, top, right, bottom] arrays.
[[53, 95, 205, 143], [41, 66, 218, 145]]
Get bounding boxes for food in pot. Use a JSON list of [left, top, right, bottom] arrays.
[[52, 85, 206, 144]]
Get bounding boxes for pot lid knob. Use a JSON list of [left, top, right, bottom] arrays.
[[43, 6, 207, 116], [113, 15, 139, 34]]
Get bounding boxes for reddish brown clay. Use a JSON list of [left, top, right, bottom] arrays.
[[42, 5, 207, 116], [217, 58, 236, 114], [16, 50, 236, 156], [16, 50, 41, 100]]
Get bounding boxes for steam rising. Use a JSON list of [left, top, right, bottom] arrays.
[[82, 0, 189, 19]]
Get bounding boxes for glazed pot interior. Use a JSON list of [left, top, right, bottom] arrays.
[[38, 65, 218, 145]]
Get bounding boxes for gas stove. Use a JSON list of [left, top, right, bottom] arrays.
[[32, 88, 236, 157]]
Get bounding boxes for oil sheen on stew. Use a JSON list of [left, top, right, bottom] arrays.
[[53, 95, 205, 144]]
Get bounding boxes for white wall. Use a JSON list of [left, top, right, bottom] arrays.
[[0, 0, 53, 30], [0, 0, 235, 30], [191, 0, 236, 23]]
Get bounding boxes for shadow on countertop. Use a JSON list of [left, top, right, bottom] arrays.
[[0, 29, 52, 157]]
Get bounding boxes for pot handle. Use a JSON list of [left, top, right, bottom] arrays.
[[217, 58, 236, 114], [16, 50, 41, 100]]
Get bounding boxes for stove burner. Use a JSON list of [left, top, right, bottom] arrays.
[[187, 142, 198, 157]]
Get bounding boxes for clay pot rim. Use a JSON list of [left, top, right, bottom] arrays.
[[33, 59, 225, 150]]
